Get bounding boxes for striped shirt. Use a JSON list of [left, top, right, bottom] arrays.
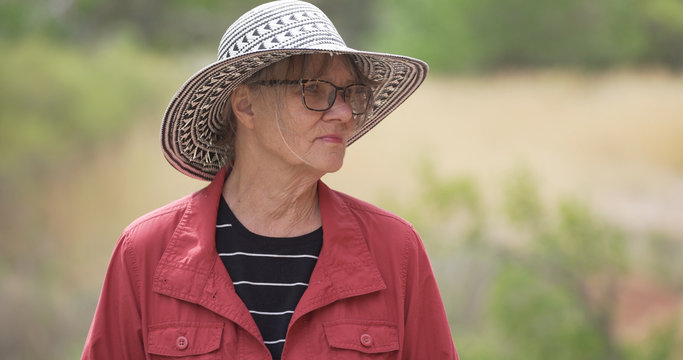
[[215, 196, 322, 360]]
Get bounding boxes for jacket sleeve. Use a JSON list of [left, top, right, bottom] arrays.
[[401, 227, 459, 360], [82, 232, 146, 360]]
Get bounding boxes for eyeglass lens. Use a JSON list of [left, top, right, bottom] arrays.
[[302, 80, 370, 115]]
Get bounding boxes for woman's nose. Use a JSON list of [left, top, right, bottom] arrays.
[[325, 91, 353, 122]]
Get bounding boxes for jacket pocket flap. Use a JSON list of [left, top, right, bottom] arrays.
[[323, 320, 399, 354], [148, 322, 223, 356]]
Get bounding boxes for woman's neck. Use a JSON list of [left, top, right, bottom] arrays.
[[222, 159, 322, 238]]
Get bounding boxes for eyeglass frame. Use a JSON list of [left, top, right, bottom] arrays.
[[251, 79, 372, 115]]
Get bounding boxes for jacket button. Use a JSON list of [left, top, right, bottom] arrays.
[[360, 333, 373, 347], [176, 336, 189, 350]]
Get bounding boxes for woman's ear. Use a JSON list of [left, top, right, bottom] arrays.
[[231, 85, 255, 129]]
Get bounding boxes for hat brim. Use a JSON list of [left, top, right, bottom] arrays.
[[161, 47, 428, 181]]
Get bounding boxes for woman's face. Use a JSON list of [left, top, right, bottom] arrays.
[[248, 55, 357, 175]]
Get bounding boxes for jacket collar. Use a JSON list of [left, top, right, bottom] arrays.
[[153, 167, 386, 333], [291, 180, 387, 324]]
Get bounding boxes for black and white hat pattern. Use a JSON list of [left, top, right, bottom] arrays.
[[161, 0, 429, 180]]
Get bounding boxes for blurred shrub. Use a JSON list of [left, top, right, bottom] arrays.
[[369, 0, 683, 72], [2, 0, 682, 72], [0, 0, 371, 50], [385, 164, 682, 359], [484, 171, 628, 359], [411, 161, 485, 245], [640, 0, 683, 68], [646, 231, 683, 290], [625, 323, 682, 360], [488, 263, 606, 359], [0, 35, 181, 176]]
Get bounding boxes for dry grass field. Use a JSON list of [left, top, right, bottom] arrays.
[[327, 70, 683, 237], [42, 70, 683, 354], [54, 70, 683, 235]]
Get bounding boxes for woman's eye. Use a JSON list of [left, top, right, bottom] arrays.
[[303, 83, 320, 94]]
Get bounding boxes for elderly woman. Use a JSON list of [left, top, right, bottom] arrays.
[[82, 1, 458, 359]]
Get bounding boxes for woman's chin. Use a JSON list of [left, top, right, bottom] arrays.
[[298, 147, 345, 174], [308, 156, 344, 175]]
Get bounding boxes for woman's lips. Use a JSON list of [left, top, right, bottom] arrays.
[[318, 134, 344, 143]]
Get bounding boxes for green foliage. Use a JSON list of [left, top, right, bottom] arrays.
[[2, 0, 682, 72], [488, 263, 605, 360], [386, 165, 680, 359], [547, 199, 627, 273], [640, 0, 683, 68], [646, 232, 683, 290], [369, 0, 681, 72], [502, 167, 543, 229], [485, 171, 629, 358], [400, 160, 486, 246], [468, 0, 644, 69], [624, 322, 682, 360], [0, 35, 182, 176], [0, 0, 371, 51], [367, 0, 479, 72]]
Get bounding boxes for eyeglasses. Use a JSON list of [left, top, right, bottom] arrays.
[[254, 79, 372, 115]]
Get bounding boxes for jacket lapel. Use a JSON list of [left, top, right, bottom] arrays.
[[290, 181, 387, 325], [152, 167, 263, 340]]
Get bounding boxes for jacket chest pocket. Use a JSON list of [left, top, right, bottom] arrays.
[[147, 322, 224, 359], [323, 320, 399, 359]]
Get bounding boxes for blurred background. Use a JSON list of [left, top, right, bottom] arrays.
[[1, 0, 682, 358]]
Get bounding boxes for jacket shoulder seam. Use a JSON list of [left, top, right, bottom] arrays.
[[120, 231, 143, 306], [337, 193, 413, 228], [122, 201, 189, 235], [399, 225, 416, 304]]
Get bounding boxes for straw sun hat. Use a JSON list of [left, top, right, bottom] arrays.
[[161, 0, 428, 180]]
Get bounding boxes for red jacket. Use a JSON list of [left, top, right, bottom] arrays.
[[82, 168, 458, 359]]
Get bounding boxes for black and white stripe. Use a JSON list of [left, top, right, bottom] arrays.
[[215, 196, 322, 360]]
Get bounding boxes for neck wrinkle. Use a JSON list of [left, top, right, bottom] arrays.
[[222, 161, 321, 238]]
